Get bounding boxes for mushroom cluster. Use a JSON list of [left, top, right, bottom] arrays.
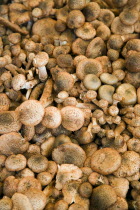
[[0, 0, 140, 209]]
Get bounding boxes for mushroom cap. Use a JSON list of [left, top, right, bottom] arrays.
[[55, 72, 74, 92], [27, 154, 48, 173], [0, 197, 13, 210], [61, 106, 85, 131], [25, 188, 47, 210], [0, 132, 29, 156], [52, 143, 86, 167], [75, 22, 96, 40], [76, 58, 102, 80], [5, 154, 26, 172], [83, 74, 101, 90], [0, 93, 10, 111], [0, 111, 22, 134], [91, 148, 121, 175], [113, 151, 140, 178], [107, 197, 128, 210], [98, 85, 115, 104], [17, 100, 45, 126], [33, 52, 49, 67], [116, 83, 137, 105], [83, 2, 100, 22], [12, 193, 33, 210], [11, 74, 26, 91], [98, 9, 115, 27], [91, 185, 117, 210], [67, 0, 86, 10], [119, 9, 139, 26], [42, 106, 62, 129], [17, 177, 41, 193], [125, 51, 140, 73], [66, 10, 85, 29], [32, 18, 60, 37]]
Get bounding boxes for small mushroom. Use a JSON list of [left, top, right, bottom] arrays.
[[125, 51, 140, 73], [54, 200, 68, 210], [37, 172, 53, 186], [72, 38, 89, 55], [12, 193, 33, 210], [66, 10, 85, 29], [91, 148, 121, 175], [83, 2, 100, 21], [33, 52, 49, 81], [52, 143, 86, 167], [83, 74, 101, 90], [61, 106, 85, 131], [17, 100, 44, 126], [78, 182, 92, 198], [54, 72, 74, 92], [0, 197, 13, 210], [116, 83, 137, 105], [3, 176, 19, 197], [114, 151, 140, 178], [5, 154, 26, 172], [42, 106, 62, 129], [0, 93, 10, 111], [75, 23, 96, 40], [55, 164, 82, 190], [91, 185, 117, 210], [98, 9, 115, 27], [76, 58, 103, 80], [67, 0, 86, 10], [27, 154, 48, 173], [98, 85, 115, 104], [107, 197, 128, 210], [17, 177, 41, 193], [119, 8, 139, 26], [100, 73, 118, 85]]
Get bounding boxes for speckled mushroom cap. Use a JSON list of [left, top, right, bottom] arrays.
[[0, 132, 29, 156], [17, 100, 45, 126], [91, 148, 122, 175], [52, 143, 86, 167], [41, 106, 62, 129], [0, 111, 22, 134], [54, 72, 74, 92], [76, 58, 102, 80], [113, 151, 140, 178], [32, 18, 60, 37], [27, 154, 48, 173], [0, 93, 10, 111], [91, 185, 117, 210], [125, 51, 140, 73], [33, 52, 49, 68], [61, 106, 85, 131]]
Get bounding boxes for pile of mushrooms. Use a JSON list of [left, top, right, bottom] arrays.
[[0, 0, 140, 209]]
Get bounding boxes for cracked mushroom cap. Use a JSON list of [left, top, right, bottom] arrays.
[[76, 58, 102, 80], [42, 106, 62, 129], [52, 143, 86, 167], [0, 132, 29, 156], [33, 52, 49, 68], [25, 188, 47, 210], [17, 100, 45, 126], [0, 93, 10, 111], [32, 18, 60, 37], [0, 111, 22, 134], [61, 106, 84, 131], [91, 185, 117, 210], [91, 148, 121, 175], [113, 151, 140, 178]]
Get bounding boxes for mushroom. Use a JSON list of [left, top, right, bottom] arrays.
[[75, 23, 96, 40], [37, 172, 53, 186], [72, 38, 89, 55], [0, 111, 22, 134], [17, 177, 41, 193], [52, 143, 86, 167], [5, 154, 26, 172], [91, 185, 117, 210], [98, 9, 115, 26], [82, 2, 100, 21], [98, 85, 115, 104], [66, 10, 85, 29], [17, 100, 45, 126], [76, 58, 103, 80], [100, 73, 118, 85], [54, 72, 74, 92], [27, 154, 48, 173], [0, 132, 29, 156], [33, 52, 49, 81], [54, 200, 68, 210], [40, 136, 55, 157], [25, 188, 47, 210], [114, 151, 140, 178], [116, 83, 137, 105], [12, 193, 33, 210], [55, 164, 82, 190], [41, 106, 62, 129], [61, 106, 85, 131], [67, 0, 86, 10], [83, 74, 101, 90], [125, 51, 140, 73], [0, 93, 10, 111], [78, 182, 92, 198], [119, 8, 139, 26], [107, 197, 128, 210], [91, 148, 121, 175], [3, 176, 19, 197], [0, 197, 13, 210]]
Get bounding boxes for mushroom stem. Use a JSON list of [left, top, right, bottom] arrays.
[[0, 17, 28, 35], [38, 66, 48, 81], [40, 79, 53, 107], [21, 79, 39, 89]]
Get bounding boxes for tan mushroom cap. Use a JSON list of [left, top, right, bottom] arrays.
[[25, 188, 47, 210], [114, 151, 140, 178], [55, 72, 74, 92], [107, 197, 128, 210], [66, 10, 85, 29], [0, 132, 29, 156], [42, 106, 62, 129], [17, 100, 45, 126], [75, 23, 96, 40], [12, 193, 33, 210], [17, 177, 41, 193], [67, 0, 86, 10], [52, 143, 86, 167], [0, 197, 13, 210], [91, 185, 117, 210], [119, 9, 139, 26], [98, 9, 115, 27], [125, 51, 140, 73], [83, 74, 101, 90], [61, 106, 84, 131], [116, 83, 137, 105], [0, 93, 10, 111], [82, 2, 100, 22], [5, 154, 26, 172], [11, 74, 26, 91], [76, 58, 102, 80], [27, 154, 48, 173], [98, 85, 115, 104], [32, 18, 60, 37], [91, 148, 121, 175], [37, 172, 52, 186], [33, 52, 49, 67], [0, 111, 22, 134]]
